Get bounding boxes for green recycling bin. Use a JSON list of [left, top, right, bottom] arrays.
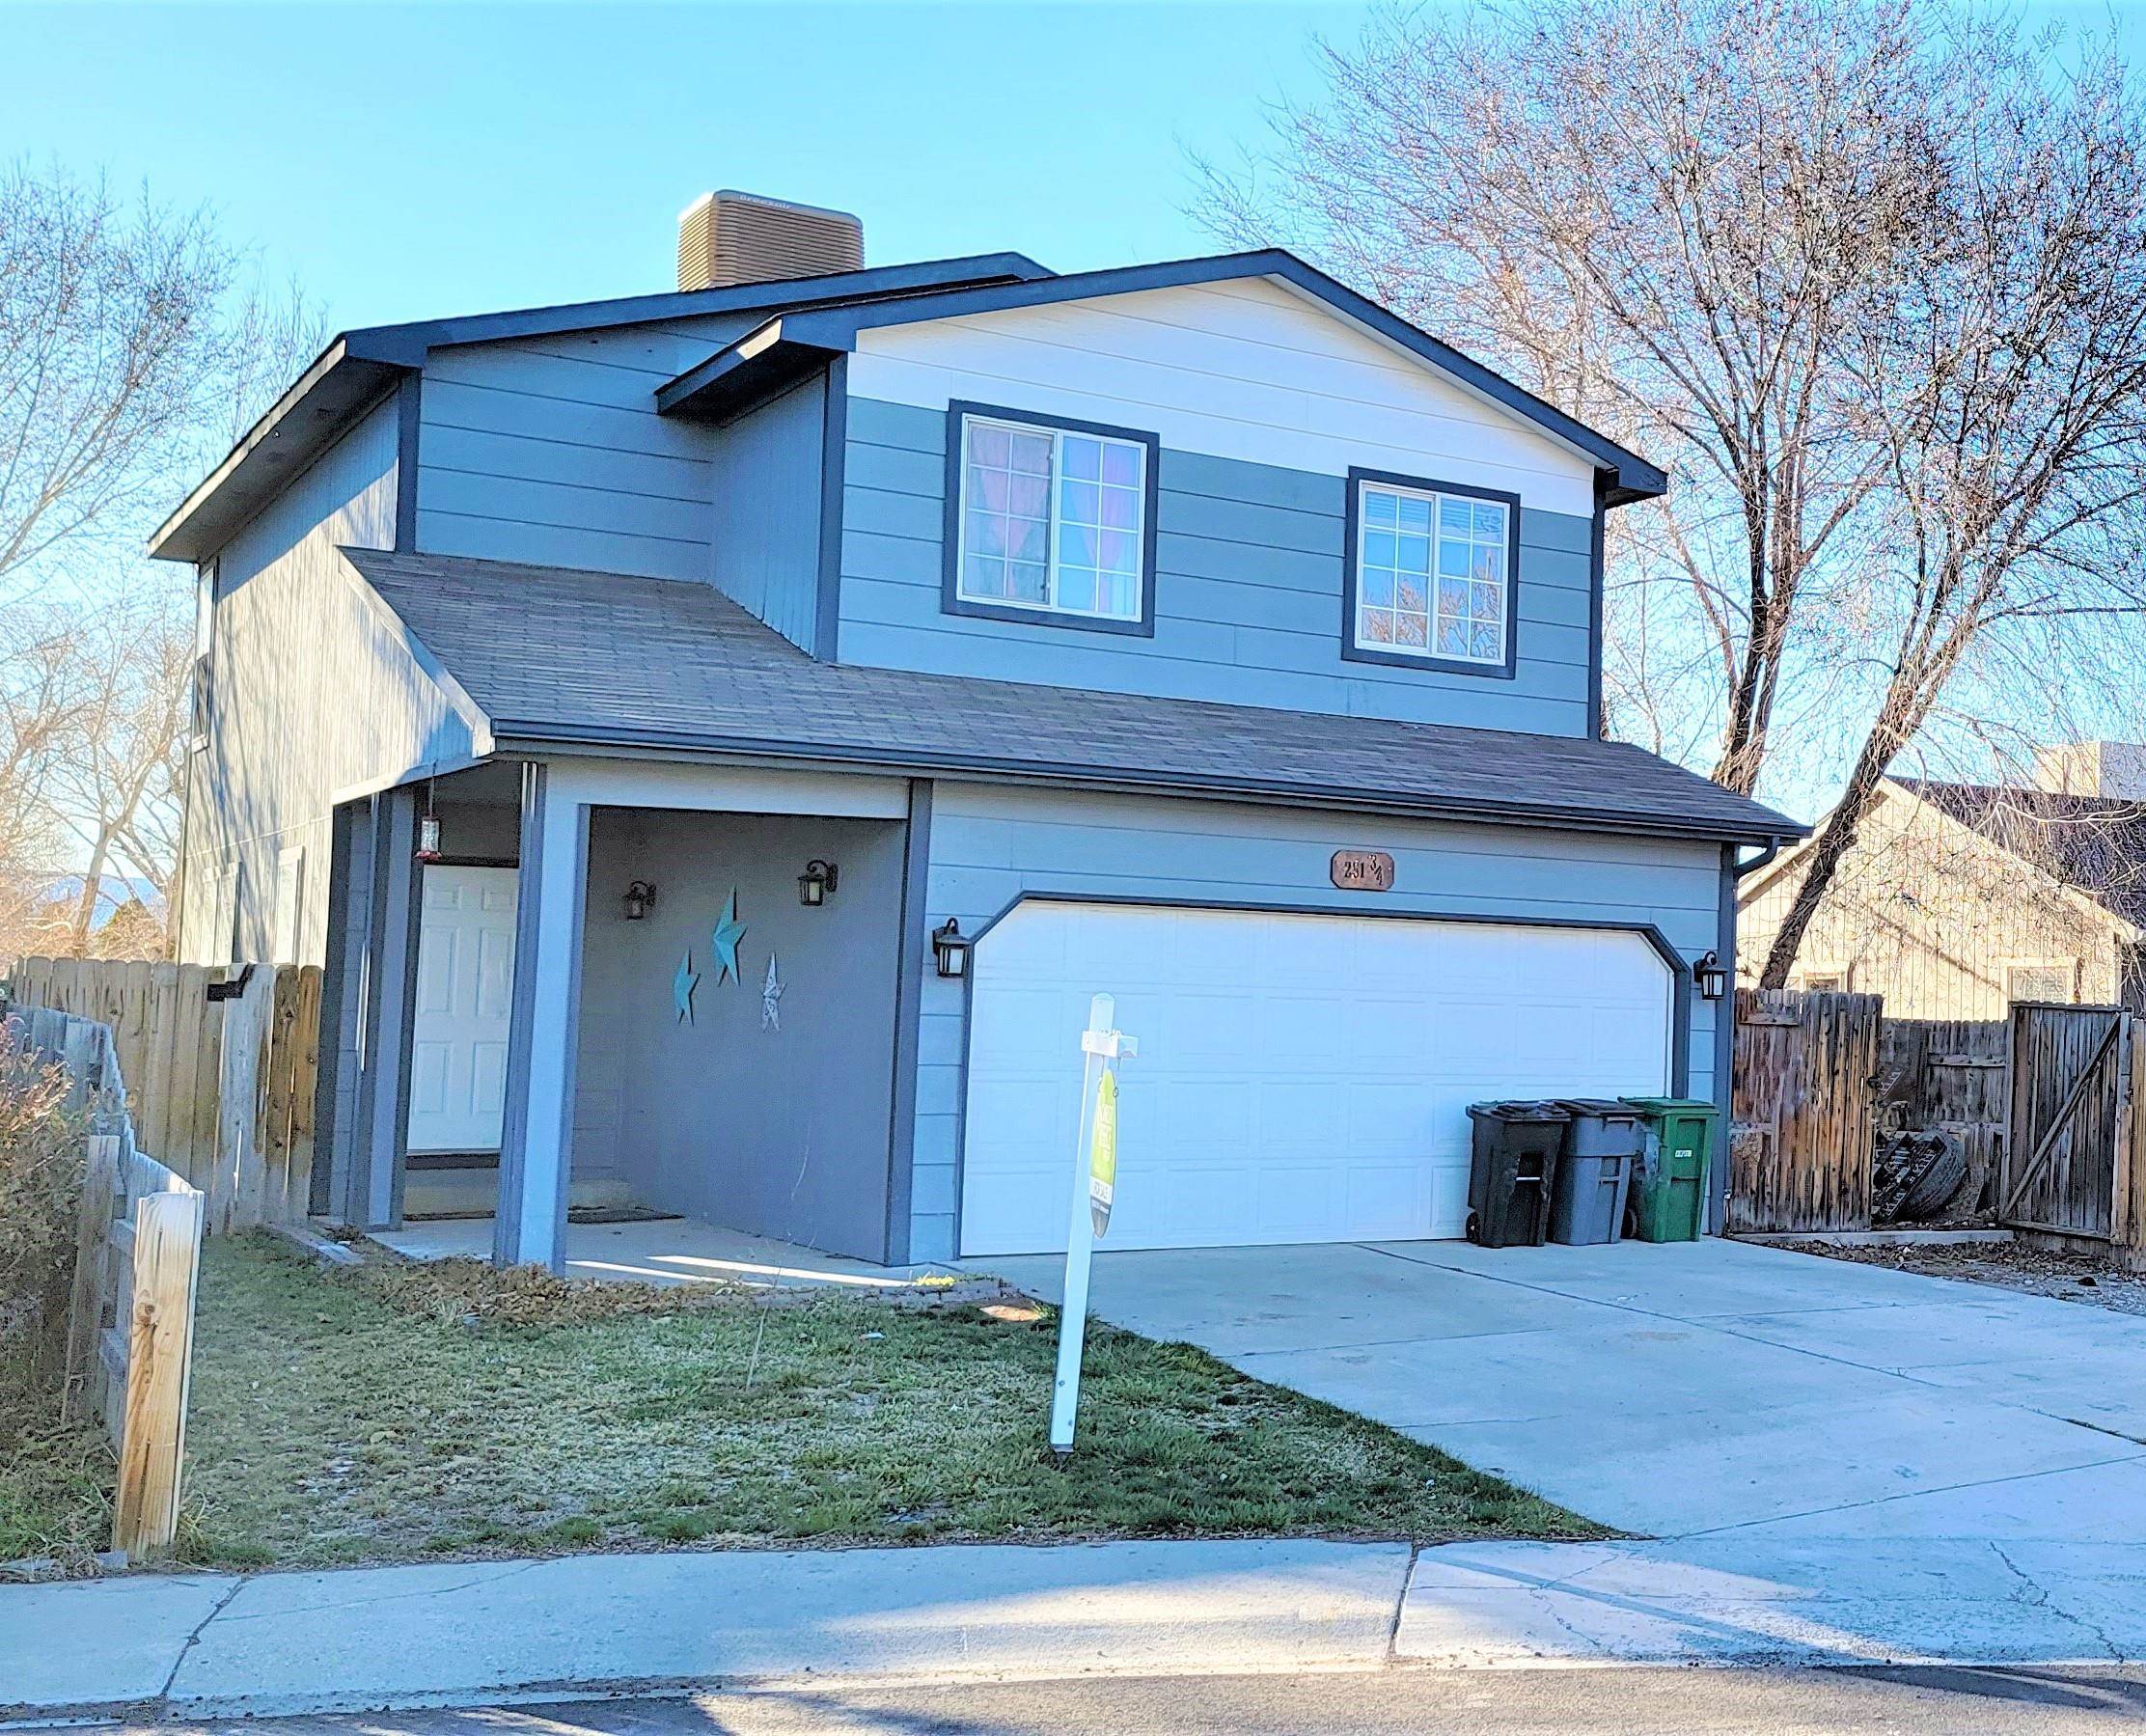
[[1619, 1096, 1718, 1243]]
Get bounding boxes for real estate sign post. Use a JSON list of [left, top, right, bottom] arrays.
[[1050, 993, 1137, 1456]]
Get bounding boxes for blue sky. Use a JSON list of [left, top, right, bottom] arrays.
[[4, 3, 1372, 330]]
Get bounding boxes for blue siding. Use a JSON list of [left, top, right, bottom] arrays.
[[415, 317, 761, 581], [905, 783, 1723, 1260], [708, 373, 826, 651], [841, 397, 1595, 736]]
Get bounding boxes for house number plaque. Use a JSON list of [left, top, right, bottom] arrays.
[[1331, 849, 1395, 892]]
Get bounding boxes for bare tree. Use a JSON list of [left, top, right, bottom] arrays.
[[0, 160, 319, 954], [43, 599, 192, 954], [1197, 0, 2146, 979]]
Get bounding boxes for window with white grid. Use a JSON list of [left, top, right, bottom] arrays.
[[1354, 482, 1511, 665], [957, 414, 1146, 622]]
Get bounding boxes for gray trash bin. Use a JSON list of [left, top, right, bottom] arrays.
[[1550, 1098, 1643, 1245]]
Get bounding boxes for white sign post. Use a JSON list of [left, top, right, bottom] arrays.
[[1049, 992, 1137, 1457]]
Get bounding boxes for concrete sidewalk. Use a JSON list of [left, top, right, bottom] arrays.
[[10, 1531, 2146, 1722]]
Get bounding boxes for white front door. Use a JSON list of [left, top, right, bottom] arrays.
[[406, 866, 518, 1154], [958, 901, 1675, 1255]]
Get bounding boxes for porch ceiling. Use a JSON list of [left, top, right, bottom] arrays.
[[343, 545, 1803, 845]]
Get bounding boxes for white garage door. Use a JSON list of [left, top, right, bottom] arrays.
[[958, 901, 1674, 1255]]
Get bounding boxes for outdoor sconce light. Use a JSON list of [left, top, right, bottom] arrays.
[[622, 880, 658, 922], [931, 919, 972, 979], [416, 814, 443, 864], [1694, 950, 1728, 1002], [798, 859, 839, 907]]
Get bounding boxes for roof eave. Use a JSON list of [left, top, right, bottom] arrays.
[[485, 717, 1798, 845]]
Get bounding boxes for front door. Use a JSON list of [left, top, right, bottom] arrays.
[[406, 866, 518, 1154]]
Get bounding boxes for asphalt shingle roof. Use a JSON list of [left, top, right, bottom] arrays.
[[347, 546, 1803, 844], [1894, 777, 2146, 928]]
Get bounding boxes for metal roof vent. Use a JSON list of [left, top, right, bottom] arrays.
[[676, 191, 864, 290]]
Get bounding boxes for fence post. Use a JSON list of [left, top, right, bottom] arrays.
[[110, 1185, 205, 1559], [61, 1133, 123, 1424]]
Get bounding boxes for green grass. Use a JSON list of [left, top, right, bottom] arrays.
[[0, 1399, 112, 1566], [157, 1234, 1605, 1568]]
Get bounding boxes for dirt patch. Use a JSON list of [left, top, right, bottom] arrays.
[[1773, 1235, 2146, 1315]]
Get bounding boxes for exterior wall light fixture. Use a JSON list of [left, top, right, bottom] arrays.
[[416, 814, 443, 864], [1694, 950, 1728, 1002], [931, 918, 972, 978], [623, 880, 658, 921], [798, 859, 839, 907]]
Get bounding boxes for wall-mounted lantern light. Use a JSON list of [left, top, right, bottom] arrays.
[[416, 814, 443, 864], [931, 918, 972, 979], [798, 859, 840, 907], [623, 880, 658, 922], [1694, 950, 1728, 1002]]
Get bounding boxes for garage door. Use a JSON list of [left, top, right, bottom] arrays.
[[958, 901, 1674, 1254]]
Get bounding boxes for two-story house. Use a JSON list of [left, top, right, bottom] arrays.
[[155, 191, 1802, 1272]]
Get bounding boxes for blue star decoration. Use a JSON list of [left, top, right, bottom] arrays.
[[711, 889, 747, 985], [673, 951, 699, 1024]]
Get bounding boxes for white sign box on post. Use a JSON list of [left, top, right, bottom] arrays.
[[1048, 992, 1137, 1456]]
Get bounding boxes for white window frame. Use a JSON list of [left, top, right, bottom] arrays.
[[951, 410, 1152, 628], [2003, 956, 2079, 1005], [1347, 475, 1517, 673]]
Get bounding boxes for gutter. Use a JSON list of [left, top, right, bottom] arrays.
[[1734, 837, 1788, 879], [485, 719, 1803, 849]]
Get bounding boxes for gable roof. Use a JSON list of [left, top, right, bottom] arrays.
[[148, 252, 1052, 565], [1736, 774, 2146, 935], [1892, 778, 2146, 930], [342, 545, 1801, 845], [654, 249, 1669, 507]]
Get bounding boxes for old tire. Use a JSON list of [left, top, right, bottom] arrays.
[[1898, 1130, 1968, 1222]]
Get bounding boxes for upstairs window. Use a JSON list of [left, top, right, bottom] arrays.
[[949, 405, 1157, 634], [1345, 473, 1519, 675]]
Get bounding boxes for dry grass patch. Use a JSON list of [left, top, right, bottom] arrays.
[[176, 1234, 1605, 1568]]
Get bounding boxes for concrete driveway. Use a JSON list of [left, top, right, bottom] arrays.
[[985, 1236, 2146, 1544]]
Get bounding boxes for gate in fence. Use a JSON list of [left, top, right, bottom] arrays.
[[1728, 987, 1885, 1233], [2003, 1003, 2137, 1245]]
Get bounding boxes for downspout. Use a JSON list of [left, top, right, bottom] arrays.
[[1734, 837, 1786, 880]]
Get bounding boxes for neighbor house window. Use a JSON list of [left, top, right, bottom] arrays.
[[2005, 959, 2077, 1004], [950, 407, 1155, 630], [1346, 474, 1518, 673]]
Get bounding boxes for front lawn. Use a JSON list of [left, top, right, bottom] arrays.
[[163, 1234, 1601, 1567]]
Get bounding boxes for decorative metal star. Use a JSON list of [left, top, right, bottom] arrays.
[[761, 951, 784, 1032], [711, 889, 747, 984], [673, 951, 699, 1024]]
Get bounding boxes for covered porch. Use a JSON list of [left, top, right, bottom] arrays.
[[318, 756, 934, 1273]]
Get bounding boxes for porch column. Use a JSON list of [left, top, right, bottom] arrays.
[[331, 786, 424, 1229], [495, 763, 587, 1269]]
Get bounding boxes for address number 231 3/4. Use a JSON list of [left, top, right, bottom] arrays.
[[1331, 849, 1395, 892]]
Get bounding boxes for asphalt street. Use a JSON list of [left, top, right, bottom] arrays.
[[106, 1666, 2146, 1734]]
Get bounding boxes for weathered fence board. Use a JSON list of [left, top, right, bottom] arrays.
[[1877, 1017, 2008, 1213], [1730, 987, 1885, 1232], [4, 957, 324, 1233], [14, 1006, 206, 1558], [2004, 1004, 2129, 1240]]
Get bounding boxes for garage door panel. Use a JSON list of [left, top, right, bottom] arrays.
[[958, 902, 1674, 1255]]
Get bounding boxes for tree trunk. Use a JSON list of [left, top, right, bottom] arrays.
[[1757, 724, 1902, 986]]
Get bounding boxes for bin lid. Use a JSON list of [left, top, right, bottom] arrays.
[[1555, 1097, 1645, 1120], [1468, 1099, 1571, 1121], [1619, 1095, 1719, 1115]]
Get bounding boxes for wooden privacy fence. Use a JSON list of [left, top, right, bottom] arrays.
[[1877, 1017, 2009, 1213], [1729, 987, 1885, 1232], [2003, 1004, 2141, 1251], [8, 1004, 204, 1558], [3, 957, 322, 1233]]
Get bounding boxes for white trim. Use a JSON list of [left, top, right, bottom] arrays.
[[2002, 955, 2081, 1004]]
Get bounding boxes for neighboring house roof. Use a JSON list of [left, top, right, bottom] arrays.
[[1735, 774, 2146, 937], [1890, 778, 2146, 930], [148, 253, 1053, 565], [653, 249, 1669, 507], [343, 546, 1802, 845]]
